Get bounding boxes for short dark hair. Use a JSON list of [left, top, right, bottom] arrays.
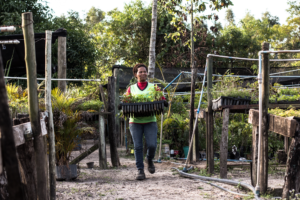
[[133, 63, 148, 76]]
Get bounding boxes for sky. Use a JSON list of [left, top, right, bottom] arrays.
[[44, 0, 291, 26]]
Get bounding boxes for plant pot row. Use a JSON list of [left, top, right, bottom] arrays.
[[119, 100, 166, 118], [212, 96, 251, 110]]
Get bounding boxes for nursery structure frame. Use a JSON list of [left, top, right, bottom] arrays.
[[191, 42, 300, 198]]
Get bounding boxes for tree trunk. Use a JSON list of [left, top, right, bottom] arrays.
[[148, 0, 158, 79]]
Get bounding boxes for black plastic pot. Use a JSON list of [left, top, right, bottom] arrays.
[[119, 100, 166, 118], [56, 164, 78, 181], [86, 162, 94, 169], [212, 96, 251, 110]]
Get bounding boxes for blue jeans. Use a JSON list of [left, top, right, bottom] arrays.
[[129, 122, 158, 170]]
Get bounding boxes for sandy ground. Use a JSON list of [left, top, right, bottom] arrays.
[[56, 140, 285, 200]]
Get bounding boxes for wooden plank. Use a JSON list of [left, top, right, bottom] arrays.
[[99, 114, 107, 169], [248, 109, 297, 137], [70, 143, 99, 165], [12, 116, 47, 147], [220, 108, 229, 179]]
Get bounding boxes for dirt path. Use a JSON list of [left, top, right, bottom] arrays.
[[56, 141, 284, 200]]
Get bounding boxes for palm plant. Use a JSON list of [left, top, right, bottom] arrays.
[[51, 88, 95, 166]]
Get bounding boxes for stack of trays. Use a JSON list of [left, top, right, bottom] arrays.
[[119, 100, 165, 118], [212, 96, 251, 110]]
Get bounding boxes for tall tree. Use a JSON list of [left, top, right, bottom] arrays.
[[225, 9, 235, 25], [85, 7, 105, 25], [148, 0, 158, 80]]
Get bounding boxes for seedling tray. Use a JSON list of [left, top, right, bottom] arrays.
[[212, 96, 251, 110], [119, 100, 166, 118]]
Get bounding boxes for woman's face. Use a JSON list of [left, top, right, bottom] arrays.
[[136, 67, 148, 82]]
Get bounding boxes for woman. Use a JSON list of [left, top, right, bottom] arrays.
[[126, 63, 167, 180]]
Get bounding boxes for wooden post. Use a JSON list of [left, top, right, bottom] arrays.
[[260, 42, 270, 193], [188, 68, 196, 162], [114, 68, 121, 147], [192, 119, 199, 161], [120, 119, 124, 146], [99, 84, 108, 112], [0, 43, 24, 200], [282, 131, 300, 199], [207, 57, 214, 174], [99, 114, 107, 169], [22, 12, 47, 200], [45, 30, 56, 200], [220, 108, 229, 179], [284, 136, 289, 154], [251, 126, 259, 187], [58, 36, 67, 93], [108, 77, 121, 167]]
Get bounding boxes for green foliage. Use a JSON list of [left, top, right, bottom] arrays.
[[121, 86, 164, 103], [77, 100, 103, 112], [51, 88, 96, 166], [228, 114, 252, 153], [211, 73, 252, 99], [0, 0, 53, 34], [51, 12, 98, 80]]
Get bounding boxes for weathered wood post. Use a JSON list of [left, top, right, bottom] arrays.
[[114, 68, 121, 147], [260, 42, 270, 193], [192, 119, 200, 161], [284, 137, 289, 154], [188, 66, 196, 162], [22, 12, 47, 200], [99, 84, 108, 112], [282, 124, 300, 199], [220, 108, 229, 178], [0, 42, 24, 200], [251, 126, 259, 186], [207, 57, 214, 174], [58, 35, 67, 93], [45, 30, 56, 200], [108, 77, 121, 167], [99, 113, 107, 169]]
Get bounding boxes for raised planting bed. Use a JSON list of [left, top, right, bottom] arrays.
[[119, 100, 166, 118], [212, 96, 251, 110]]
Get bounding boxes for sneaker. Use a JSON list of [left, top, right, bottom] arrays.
[[147, 159, 155, 174], [136, 169, 146, 180]]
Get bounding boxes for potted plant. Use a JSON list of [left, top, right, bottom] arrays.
[[52, 88, 94, 180]]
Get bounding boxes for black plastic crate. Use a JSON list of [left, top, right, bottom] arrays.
[[119, 100, 166, 118], [212, 96, 251, 110]]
